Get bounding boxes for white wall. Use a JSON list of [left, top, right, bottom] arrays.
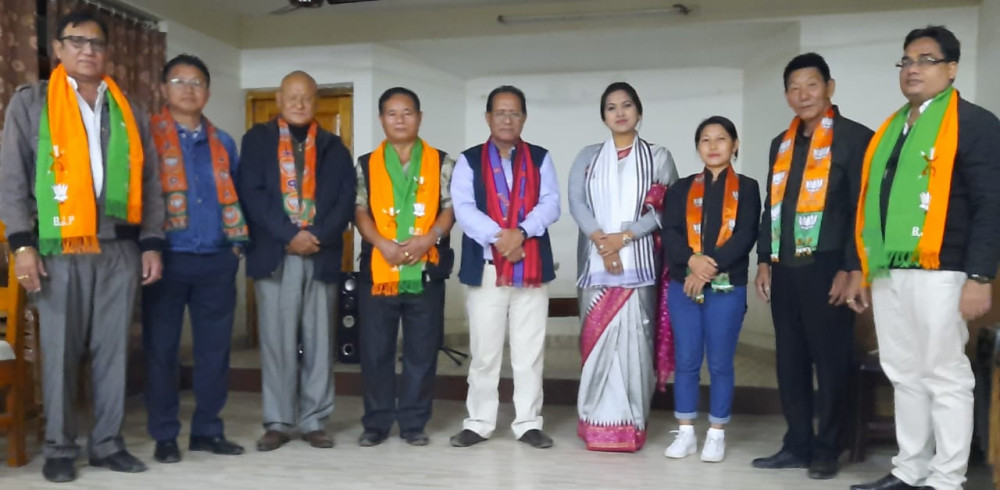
[[162, 21, 244, 140], [798, 6, 979, 129], [462, 69, 744, 302], [737, 22, 801, 350], [977, 0, 1000, 114]]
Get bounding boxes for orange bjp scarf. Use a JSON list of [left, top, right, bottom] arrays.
[[35, 64, 143, 255], [686, 168, 740, 253], [368, 139, 440, 295]]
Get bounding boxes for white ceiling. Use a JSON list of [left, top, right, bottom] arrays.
[[211, 0, 581, 17]]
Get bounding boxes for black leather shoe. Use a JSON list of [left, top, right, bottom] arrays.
[[358, 430, 388, 447], [518, 429, 553, 449], [154, 440, 181, 463], [190, 435, 245, 456], [752, 449, 810, 469], [449, 429, 487, 447], [42, 458, 77, 483], [89, 450, 148, 473], [401, 430, 429, 446], [849, 473, 922, 490], [807, 458, 839, 480]]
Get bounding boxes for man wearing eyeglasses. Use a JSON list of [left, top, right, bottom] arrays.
[[449, 85, 561, 449], [0, 11, 164, 483], [143, 54, 247, 465], [848, 26, 1000, 490]]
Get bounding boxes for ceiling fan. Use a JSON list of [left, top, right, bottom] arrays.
[[269, 0, 379, 16]]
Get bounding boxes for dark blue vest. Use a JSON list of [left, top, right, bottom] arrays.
[[457, 143, 556, 287]]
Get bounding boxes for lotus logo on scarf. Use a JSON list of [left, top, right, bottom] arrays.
[[218, 169, 230, 180], [798, 214, 819, 230], [223, 207, 241, 226], [168, 194, 186, 212], [771, 205, 781, 221], [821, 117, 834, 129], [772, 171, 787, 186], [778, 140, 792, 154], [281, 161, 296, 174], [728, 219, 736, 231], [732, 191, 740, 201], [693, 223, 702, 235], [693, 197, 703, 208], [52, 184, 69, 203], [812, 146, 831, 161], [805, 178, 825, 194], [920, 192, 931, 212], [284, 196, 300, 213], [165, 157, 180, 168]]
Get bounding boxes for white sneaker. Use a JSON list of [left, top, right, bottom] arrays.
[[664, 426, 697, 459], [700, 428, 725, 462]]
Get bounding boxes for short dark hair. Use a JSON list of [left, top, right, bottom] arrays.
[[162, 54, 211, 87], [782, 52, 831, 90], [695, 115, 740, 159], [486, 85, 527, 114], [56, 10, 109, 40], [904, 25, 961, 63], [599, 82, 643, 121], [378, 87, 421, 115]]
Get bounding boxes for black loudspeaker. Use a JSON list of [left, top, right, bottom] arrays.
[[335, 272, 360, 363]]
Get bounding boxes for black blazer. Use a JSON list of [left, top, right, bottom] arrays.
[[662, 168, 761, 286], [236, 119, 356, 283]]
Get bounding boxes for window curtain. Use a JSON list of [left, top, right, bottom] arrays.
[[0, 0, 40, 144], [47, 0, 165, 113]]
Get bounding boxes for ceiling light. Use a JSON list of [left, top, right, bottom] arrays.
[[497, 3, 695, 25]]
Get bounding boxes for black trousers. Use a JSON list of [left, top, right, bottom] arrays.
[[770, 255, 854, 461], [358, 278, 445, 434]]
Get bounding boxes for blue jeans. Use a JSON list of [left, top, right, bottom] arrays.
[[668, 281, 747, 424]]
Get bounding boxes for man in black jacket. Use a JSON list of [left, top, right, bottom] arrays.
[[849, 26, 1000, 490], [235, 71, 356, 452], [752, 53, 873, 480]]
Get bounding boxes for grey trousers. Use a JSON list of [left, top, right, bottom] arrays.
[[255, 255, 335, 433], [36, 240, 140, 459]]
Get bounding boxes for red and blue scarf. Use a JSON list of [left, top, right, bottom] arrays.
[[481, 139, 542, 288]]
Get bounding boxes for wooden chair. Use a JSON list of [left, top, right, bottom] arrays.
[[0, 240, 31, 466]]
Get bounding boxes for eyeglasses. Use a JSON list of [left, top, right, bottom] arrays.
[[167, 78, 206, 89], [491, 111, 524, 121], [895, 56, 951, 69], [59, 35, 107, 53]]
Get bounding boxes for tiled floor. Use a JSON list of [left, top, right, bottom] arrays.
[[0, 392, 991, 489]]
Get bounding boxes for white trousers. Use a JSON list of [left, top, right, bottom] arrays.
[[462, 265, 548, 438], [871, 269, 974, 490]]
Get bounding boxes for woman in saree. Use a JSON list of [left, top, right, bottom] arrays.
[[661, 116, 759, 462], [569, 82, 679, 452]]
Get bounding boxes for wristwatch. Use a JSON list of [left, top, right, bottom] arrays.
[[517, 226, 529, 240], [622, 233, 633, 246], [968, 273, 993, 284]]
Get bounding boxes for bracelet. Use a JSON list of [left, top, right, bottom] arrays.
[[13, 246, 34, 256]]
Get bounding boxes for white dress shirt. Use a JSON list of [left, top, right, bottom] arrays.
[[67, 76, 109, 197]]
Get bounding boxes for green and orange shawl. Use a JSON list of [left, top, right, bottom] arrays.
[[856, 87, 959, 283], [35, 64, 143, 255]]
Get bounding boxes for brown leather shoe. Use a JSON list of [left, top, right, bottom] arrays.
[[255, 430, 290, 452], [302, 430, 334, 449]]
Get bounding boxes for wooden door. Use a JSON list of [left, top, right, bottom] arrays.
[[244, 88, 355, 347]]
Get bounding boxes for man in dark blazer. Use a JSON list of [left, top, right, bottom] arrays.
[[236, 70, 355, 452]]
